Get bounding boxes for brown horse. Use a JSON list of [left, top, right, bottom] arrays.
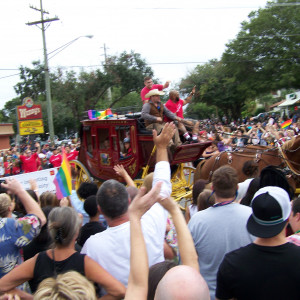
[[194, 136, 300, 191]]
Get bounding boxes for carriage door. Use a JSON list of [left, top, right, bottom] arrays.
[[97, 127, 113, 167]]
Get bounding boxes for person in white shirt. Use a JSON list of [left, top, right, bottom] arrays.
[[81, 123, 173, 287]]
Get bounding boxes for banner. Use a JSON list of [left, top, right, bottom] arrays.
[[11, 168, 59, 194]]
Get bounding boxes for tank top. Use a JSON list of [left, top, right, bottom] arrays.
[[189, 204, 198, 218], [29, 251, 86, 293]]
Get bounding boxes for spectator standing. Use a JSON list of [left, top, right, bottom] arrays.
[[77, 196, 106, 247], [188, 166, 254, 300], [49, 147, 62, 168], [216, 186, 300, 300], [287, 196, 300, 246], [19, 145, 40, 173], [82, 123, 173, 287], [0, 178, 46, 279], [65, 145, 79, 161], [0, 206, 126, 299]]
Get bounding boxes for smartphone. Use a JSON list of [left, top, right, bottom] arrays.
[[0, 179, 7, 193]]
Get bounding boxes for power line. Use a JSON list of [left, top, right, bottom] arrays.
[[1, 56, 299, 77], [93, 3, 300, 10], [0, 73, 20, 79]]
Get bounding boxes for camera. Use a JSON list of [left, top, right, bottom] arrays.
[[0, 179, 7, 193]]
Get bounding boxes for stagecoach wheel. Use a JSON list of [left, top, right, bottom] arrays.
[[69, 160, 92, 191], [171, 163, 195, 211]]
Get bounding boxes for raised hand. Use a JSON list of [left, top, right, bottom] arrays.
[[153, 122, 176, 149], [128, 182, 163, 220]]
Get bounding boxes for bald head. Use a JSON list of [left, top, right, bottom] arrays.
[[169, 90, 180, 101], [154, 266, 210, 300]]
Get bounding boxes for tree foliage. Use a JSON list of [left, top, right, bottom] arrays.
[[222, 0, 300, 94], [1, 51, 153, 136], [180, 0, 300, 119], [106, 51, 154, 106], [180, 60, 244, 119]]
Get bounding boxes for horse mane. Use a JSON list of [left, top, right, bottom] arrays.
[[280, 135, 300, 175]]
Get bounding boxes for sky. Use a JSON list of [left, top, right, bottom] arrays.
[[0, 0, 269, 109]]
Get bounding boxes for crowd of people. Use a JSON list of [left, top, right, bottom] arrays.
[[0, 142, 80, 177], [0, 121, 299, 300], [0, 78, 299, 299], [140, 76, 299, 155]]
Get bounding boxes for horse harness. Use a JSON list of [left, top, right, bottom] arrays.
[[207, 147, 283, 182]]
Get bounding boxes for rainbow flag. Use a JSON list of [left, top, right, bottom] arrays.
[[53, 148, 72, 199], [281, 119, 292, 129]]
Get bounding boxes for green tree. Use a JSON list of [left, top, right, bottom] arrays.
[[222, 0, 300, 95], [106, 51, 154, 107], [0, 97, 22, 132], [7, 51, 154, 135], [180, 60, 244, 119]]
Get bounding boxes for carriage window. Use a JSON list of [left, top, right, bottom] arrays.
[[86, 129, 93, 154], [98, 128, 110, 150]]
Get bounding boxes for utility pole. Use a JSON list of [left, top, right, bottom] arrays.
[[26, 0, 59, 145], [102, 43, 112, 102]]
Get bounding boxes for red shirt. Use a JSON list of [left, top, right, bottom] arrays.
[[20, 153, 39, 173], [164, 98, 184, 122], [66, 151, 79, 161], [4, 162, 11, 175], [140, 84, 163, 102], [49, 154, 62, 167], [12, 166, 21, 175]]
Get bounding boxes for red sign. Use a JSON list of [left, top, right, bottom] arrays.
[[17, 104, 43, 120]]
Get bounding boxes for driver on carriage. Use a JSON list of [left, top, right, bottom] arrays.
[[141, 89, 182, 149]]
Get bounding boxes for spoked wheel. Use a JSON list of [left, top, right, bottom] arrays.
[[70, 160, 92, 191], [171, 163, 195, 211]]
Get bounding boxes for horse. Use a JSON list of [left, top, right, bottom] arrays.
[[194, 135, 300, 192]]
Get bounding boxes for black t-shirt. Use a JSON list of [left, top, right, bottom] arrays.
[[216, 242, 300, 300], [23, 237, 52, 261], [77, 221, 105, 247], [29, 251, 85, 293]]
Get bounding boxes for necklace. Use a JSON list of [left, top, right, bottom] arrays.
[[212, 191, 237, 208], [213, 199, 235, 207]]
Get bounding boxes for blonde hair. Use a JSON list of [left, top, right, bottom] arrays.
[[34, 271, 96, 300], [0, 193, 11, 218], [141, 172, 154, 194], [40, 192, 59, 207]]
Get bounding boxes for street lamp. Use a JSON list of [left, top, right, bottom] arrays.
[[48, 35, 94, 60], [42, 34, 93, 144]]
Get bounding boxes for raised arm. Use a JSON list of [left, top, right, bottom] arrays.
[[183, 85, 196, 105], [163, 80, 171, 89], [159, 197, 199, 271], [125, 183, 163, 300], [2, 178, 46, 226], [125, 123, 176, 299], [113, 164, 135, 187]]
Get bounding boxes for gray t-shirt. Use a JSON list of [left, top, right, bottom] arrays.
[[188, 203, 254, 300]]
